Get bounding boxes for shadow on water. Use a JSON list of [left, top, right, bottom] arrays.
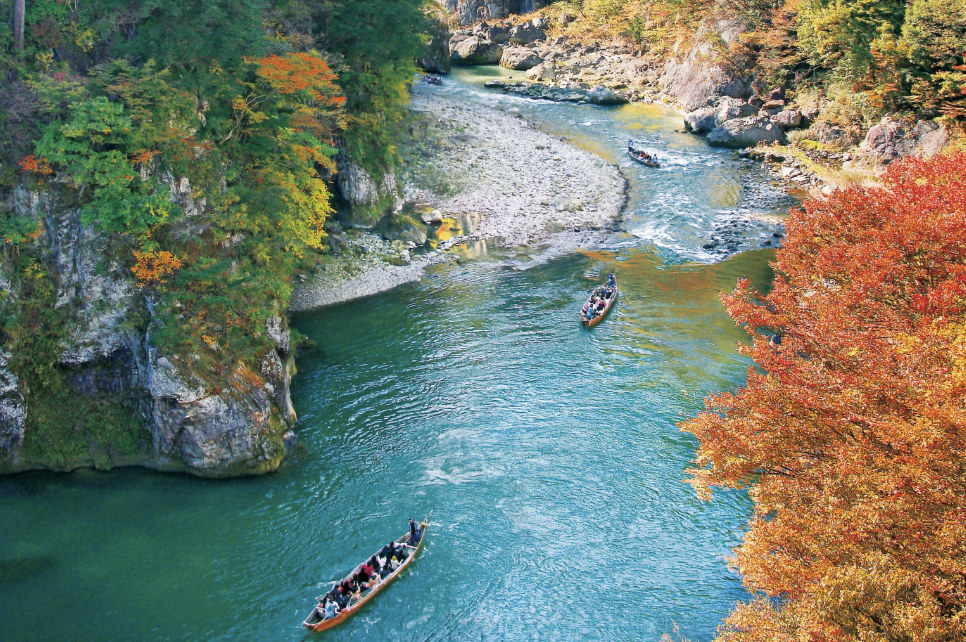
[[0, 556, 57, 584]]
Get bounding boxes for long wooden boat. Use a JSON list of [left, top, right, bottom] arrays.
[[628, 148, 660, 167], [302, 519, 429, 633], [581, 279, 618, 328]]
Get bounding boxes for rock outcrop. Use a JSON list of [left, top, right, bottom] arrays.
[[0, 350, 25, 471], [335, 144, 403, 227], [1, 185, 299, 478], [444, 1, 538, 26], [708, 115, 786, 148], [417, 17, 452, 75], [659, 43, 752, 112]]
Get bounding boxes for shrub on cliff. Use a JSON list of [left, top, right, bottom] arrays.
[[682, 152, 966, 641]]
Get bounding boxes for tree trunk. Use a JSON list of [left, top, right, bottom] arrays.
[[13, 0, 25, 50]]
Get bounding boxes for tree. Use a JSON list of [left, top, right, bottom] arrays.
[[681, 152, 966, 641], [13, 0, 25, 50]]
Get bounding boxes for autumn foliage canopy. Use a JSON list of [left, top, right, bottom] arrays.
[[682, 152, 966, 641]]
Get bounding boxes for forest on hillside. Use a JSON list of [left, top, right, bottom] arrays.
[[546, 0, 965, 134], [0, 0, 426, 465]]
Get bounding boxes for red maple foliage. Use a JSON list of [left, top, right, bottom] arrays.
[[682, 152, 966, 641]]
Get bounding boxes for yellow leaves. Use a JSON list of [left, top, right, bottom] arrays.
[[131, 250, 182, 287]]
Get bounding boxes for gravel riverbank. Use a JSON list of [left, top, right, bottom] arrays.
[[290, 84, 628, 310], [402, 84, 627, 246]]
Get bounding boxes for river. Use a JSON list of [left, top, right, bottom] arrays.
[[0, 69, 788, 642]]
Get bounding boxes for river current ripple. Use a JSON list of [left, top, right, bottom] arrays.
[[0, 70, 786, 642]]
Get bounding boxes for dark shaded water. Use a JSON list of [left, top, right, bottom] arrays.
[[0, 70, 785, 642]]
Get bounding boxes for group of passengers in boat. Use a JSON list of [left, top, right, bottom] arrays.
[[312, 519, 423, 621], [582, 273, 617, 321], [628, 143, 656, 164]]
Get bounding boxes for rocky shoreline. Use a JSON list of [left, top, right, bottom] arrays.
[[291, 86, 627, 311], [435, 15, 956, 197]]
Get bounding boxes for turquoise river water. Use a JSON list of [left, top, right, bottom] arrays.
[[0, 68, 789, 642]]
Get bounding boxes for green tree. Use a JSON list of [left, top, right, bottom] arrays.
[[901, 0, 966, 119], [34, 96, 175, 235]]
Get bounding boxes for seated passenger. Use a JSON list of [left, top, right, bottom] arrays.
[[389, 555, 401, 571], [368, 555, 382, 572]]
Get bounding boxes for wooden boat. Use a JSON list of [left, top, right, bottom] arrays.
[[302, 518, 430, 633], [581, 277, 618, 328], [628, 147, 660, 168], [423, 74, 443, 85]]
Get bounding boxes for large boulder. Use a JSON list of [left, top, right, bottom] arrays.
[[761, 100, 785, 116], [861, 117, 950, 164], [500, 46, 542, 70], [417, 18, 452, 75], [451, 37, 503, 65], [684, 106, 717, 134], [509, 21, 546, 45], [708, 115, 786, 148], [715, 96, 757, 126], [587, 86, 628, 105], [772, 110, 802, 129], [375, 213, 429, 246], [861, 117, 913, 163], [486, 22, 511, 44]]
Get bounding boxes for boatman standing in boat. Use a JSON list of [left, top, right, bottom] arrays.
[[408, 518, 421, 546]]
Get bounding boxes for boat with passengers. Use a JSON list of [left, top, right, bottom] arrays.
[[302, 516, 429, 633], [581, 274, 618, 328]]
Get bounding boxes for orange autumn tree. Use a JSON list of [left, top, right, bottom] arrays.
[[224, 52, 345, 253], [682, 152, 966, 642]]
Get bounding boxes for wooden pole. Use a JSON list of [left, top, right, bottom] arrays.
[[13, 0, 25, 50]]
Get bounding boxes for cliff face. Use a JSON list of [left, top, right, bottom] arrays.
[[0, 187, 297, 478], [444, 1, 538, 26]]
